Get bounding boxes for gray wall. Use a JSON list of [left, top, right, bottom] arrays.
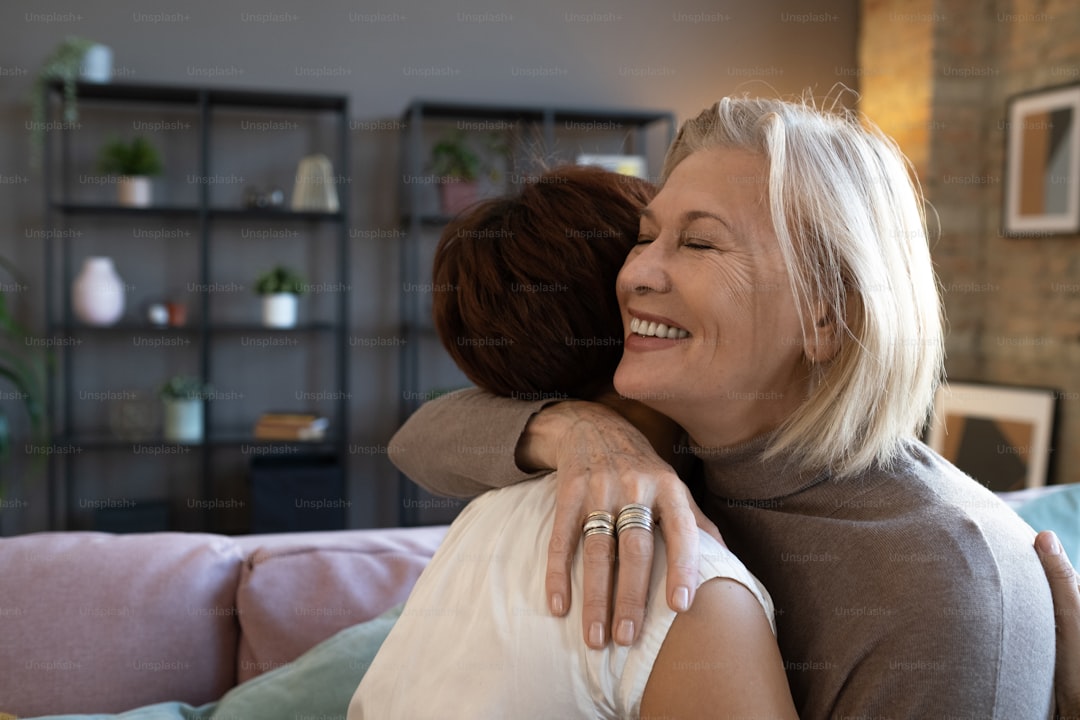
[[0, 0, 857, 533]]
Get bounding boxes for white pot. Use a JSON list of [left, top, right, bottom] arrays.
[[79, 44, 113, 83], [117, 176, 152, 207], [262, 293, 298, 328], [72, 257, 124, 326], [163, 398, 203, 444]]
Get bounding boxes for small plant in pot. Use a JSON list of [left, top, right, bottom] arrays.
[[430, 130, 484, 216], [29, 36, 111, 169], [159, 375, 211, 444], [98, 136, 163, 207], [255, 265, 305, 329]]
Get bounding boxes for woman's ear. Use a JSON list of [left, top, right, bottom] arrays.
[[802, 304, 840, 364]]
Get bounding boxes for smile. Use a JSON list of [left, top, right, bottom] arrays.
[[629, 317, 690, 339]]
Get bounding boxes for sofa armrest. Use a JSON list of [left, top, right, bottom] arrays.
[[0, 532, 244, 716]]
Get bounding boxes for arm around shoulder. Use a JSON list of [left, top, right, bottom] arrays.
[[641, 577, 797, 720], [388, 387, 556, 498]]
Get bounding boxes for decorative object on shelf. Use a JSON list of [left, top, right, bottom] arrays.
[[0, 254, 49, 490], [166, 300, 188, 327], [430, 130, 481, 215], [109, 394, 158, 442], [254, 265, 305, 328], [253, 411, 328, 441], [926, 381, 1057, 492], [159, 375, 211, 444], [576, 153, 648, 179], [79, 43, 113, 83], [145, 301, 169, 327], [290, 155, 339, 212], [98, 136, 163, 207], [1003, 83, 1080, 237], [244, 185, 286, 210], [29, 36, 104, 168], [429, 129, 509, 216], [72, 256, 125, 326]]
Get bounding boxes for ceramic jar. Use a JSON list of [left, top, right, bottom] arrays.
[[72, 257, 124, 326]]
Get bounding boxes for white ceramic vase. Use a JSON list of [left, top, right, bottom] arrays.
[[163, 398, 203, 444], [262, 293, 298, 328], [117, 176, 152, 207], [79, 44, 113, 83], [72, 257, 124, 326]]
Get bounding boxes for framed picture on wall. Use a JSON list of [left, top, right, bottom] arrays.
[[1003, 82, 1080, 236], [927, 381, 1057, 492]]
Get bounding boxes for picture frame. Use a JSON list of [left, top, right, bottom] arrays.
[[927, 381, 1057, 492], [1003, 82, 1080, 237]]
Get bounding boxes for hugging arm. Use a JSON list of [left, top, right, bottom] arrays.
[[390, 386, 721, 649], [388, 388, 554, 498], [1036, 530, 1080, 719]]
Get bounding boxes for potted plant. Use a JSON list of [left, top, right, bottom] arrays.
[[0, 254, 49, 501], [429, 130, 488, 215], [159, 375, 211, 444], [29, 36, 111, 169], [255, 265, 306, 328], [98, 136, 163, 207]]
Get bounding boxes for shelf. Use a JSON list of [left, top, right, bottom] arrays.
[[51, 203, 200, 217], [55, 322, 337, 334], [43, 81, 351, 533], [50, 203, 344, 223], [210, 208, 344, 222], [55, 80, 347, 112], [209, 322, 337, 333], [402, 98, 675, 127], [57, 434, 339, 453]]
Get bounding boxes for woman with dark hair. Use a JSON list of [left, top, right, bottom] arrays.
[[349, 165, 797, 718], [386, 97, 1056, 718]]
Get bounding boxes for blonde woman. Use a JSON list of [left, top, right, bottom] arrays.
[[391, 97, 1055, 718]]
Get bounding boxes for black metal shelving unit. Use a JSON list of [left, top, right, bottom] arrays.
[[396, 99, 676, 526], [41, 80, 350, 533]]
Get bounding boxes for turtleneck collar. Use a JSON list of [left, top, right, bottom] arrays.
[[689, 431, 830, 501]]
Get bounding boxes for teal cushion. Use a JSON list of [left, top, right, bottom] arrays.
[[1016, 485, 1080, 565], [25, 604, 402, 720]]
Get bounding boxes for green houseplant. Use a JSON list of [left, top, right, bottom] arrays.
[[29, 36, 100, 169], [159, 375, 211, 444], [255, 265, 306, 328], [0, 255, 50, 499], [98, 136, 163, 207], [429, 130, 507, 215]]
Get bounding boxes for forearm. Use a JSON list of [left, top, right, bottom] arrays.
[[388, 388, 558, 498]]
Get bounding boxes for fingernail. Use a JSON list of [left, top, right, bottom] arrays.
[[550, 593, 565, 615], [673, 586, 690, 612], [589, 622, 605, 647], [615, 619, 634, 645], [1038, 532, 1063, 556]]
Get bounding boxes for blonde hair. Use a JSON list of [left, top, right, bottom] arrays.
[[662, 96, 943, 478]]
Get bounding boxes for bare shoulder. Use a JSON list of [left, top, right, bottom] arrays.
[[640, 577, 797, 720]]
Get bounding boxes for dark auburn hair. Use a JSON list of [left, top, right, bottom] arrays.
[[432, 165, 655, 399]]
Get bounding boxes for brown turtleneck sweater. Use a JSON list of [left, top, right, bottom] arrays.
[[389, 389, 1055, 719]]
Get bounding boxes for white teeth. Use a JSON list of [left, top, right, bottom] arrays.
[[629, 317, 689, 339]]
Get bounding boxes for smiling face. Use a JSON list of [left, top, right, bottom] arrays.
[[613, 146, 817, 449]]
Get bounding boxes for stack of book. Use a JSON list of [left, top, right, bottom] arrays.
[[253, 412, 329, 441]]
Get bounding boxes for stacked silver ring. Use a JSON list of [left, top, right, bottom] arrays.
[[583, 511, 616, 539], [616, 503, 654, 535]]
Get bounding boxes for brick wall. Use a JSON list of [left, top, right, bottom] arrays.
[[861, 0, 1080, 485]]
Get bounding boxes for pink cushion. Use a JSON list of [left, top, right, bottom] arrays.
[[234, 526, 447, 683], [0, 532, 243, 716]]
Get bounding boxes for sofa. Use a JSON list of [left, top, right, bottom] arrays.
[[1, 484, 1076, 718], [0, 525, 449, 717]]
